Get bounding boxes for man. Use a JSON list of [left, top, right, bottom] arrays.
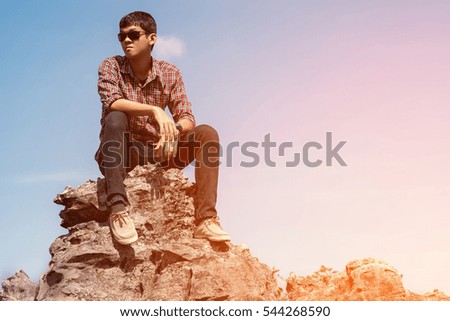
[[95, 11, 230, 245]]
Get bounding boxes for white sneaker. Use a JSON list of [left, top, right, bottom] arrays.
[[193, 216, 231, 242], [109, 211, 138, 245]]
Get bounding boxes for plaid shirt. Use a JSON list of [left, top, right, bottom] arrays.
[[97, 55, 195, 143]]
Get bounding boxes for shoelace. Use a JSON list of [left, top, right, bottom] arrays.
[[110, 211, 129, 227], [208, 216, 223, 228]]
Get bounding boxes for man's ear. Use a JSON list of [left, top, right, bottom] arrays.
[[148, 33, 157, 47]]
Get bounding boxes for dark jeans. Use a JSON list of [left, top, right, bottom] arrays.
[[95, 111, 219, 222]]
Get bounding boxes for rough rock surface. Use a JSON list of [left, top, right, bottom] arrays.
[[1, 165, 449, 301], [286, 258, 450, 301], [19, 165, 281, 301], [0, 270, 38, 301]]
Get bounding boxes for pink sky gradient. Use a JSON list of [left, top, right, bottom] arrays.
[[200, 2, 450, 293]]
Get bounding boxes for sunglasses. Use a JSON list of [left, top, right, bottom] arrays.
[[117, 31, 147, 42]]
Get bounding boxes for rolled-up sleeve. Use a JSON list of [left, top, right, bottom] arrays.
[[168, 68, 196, 127], [98, 57, 123, 114]]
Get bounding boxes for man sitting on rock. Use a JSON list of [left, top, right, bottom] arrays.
[[95, 11, 230, 245]]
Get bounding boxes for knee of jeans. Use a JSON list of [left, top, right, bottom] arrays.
[[196, 124, 219, 142], [104, 111, 128, 131]]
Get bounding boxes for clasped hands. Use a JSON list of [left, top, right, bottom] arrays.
[[152, 108, 181, 162]]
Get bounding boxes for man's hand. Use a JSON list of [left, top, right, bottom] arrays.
[[152, 107, 178, 161], [109, 100, 185, 162]]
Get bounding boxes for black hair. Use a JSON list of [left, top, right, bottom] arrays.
[[119, 11, 157, 34]]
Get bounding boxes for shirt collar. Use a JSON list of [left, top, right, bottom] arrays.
[[151, 57, 163, 80], [120, 56, 162, 84]]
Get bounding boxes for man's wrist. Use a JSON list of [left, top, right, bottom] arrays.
[[148, 105, 157, 116]]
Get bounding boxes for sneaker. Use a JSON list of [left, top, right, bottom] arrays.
[[109, 211, 138, 245], [193, 216, 231, 242]]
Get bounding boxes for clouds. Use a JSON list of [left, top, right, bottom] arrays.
[[153, 35, 186, 59]]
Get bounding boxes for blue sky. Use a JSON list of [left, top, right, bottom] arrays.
[[1, 0, 450, 296]]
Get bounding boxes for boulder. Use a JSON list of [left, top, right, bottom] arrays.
[[36, 164, 281, 300], [0, 270, 38, 301], [286, 258, 449, 301], [346, 258, 405, 300], [2, 165, 448, 301]]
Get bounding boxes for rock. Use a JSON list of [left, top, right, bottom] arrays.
[[53, 178, 108, 228], [2, 164, 449, 301], [286, 265, 351, 301], [286, 258, 407, 301], [346, 258, 405, 300], [406, 289, 450, 301], [0, 270, 38, 301], [36, 164, 281, 300]]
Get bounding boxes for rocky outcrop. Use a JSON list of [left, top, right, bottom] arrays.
[[0, 270, 38, 301], [1, 165, 449, 301], [286, 258, 450, 301], [21, 165, 280, 301], [286, 258, 404, 301]]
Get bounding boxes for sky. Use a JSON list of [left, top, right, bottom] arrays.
[[1, 0, 450, 296]]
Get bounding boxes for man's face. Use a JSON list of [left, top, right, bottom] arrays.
[[118, 25, 156, 59]]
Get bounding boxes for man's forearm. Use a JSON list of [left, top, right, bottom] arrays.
[[177, 118, 195, 133], [110, 98, 157, 116], [111, 98, 194, 133]]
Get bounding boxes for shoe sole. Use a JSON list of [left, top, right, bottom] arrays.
[[193, 233, 230, 242], [115, 233, 138, 245]]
